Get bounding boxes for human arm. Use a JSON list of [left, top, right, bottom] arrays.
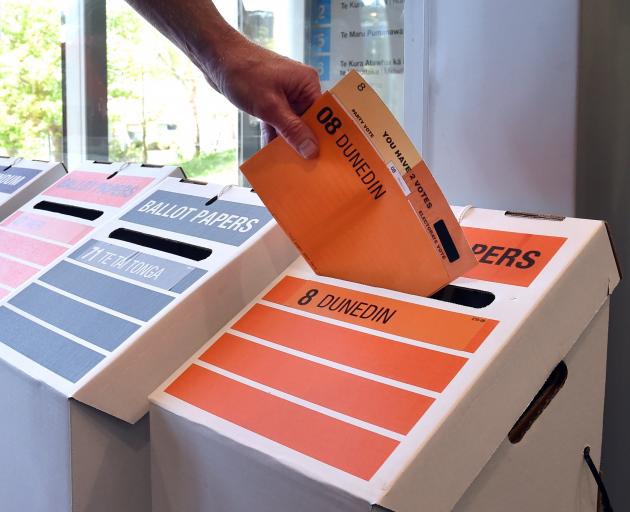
[[126, 0, 321, 158]]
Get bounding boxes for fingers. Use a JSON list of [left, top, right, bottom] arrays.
[[261, 123, 277, 146], [292, 67, 322, 114], [267, 100, 319, 159]]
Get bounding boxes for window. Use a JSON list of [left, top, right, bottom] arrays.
[[106, 0, 239, 184], [0, 0, 63, 161], [0, 0, 405, 181]]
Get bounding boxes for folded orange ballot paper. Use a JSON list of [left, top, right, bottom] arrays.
[[241, 70, 477, 296]]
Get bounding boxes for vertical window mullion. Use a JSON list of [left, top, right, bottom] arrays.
[[63, 0, 108, 169]]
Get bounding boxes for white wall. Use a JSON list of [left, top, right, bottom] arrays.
[[405, 1, 630, 509], [405, 0, 579, 216]]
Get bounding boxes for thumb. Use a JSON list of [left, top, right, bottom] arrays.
[[266, 101, 319, 159]]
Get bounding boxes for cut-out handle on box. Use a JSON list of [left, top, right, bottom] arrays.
[[508, 361, 567, 444], [34, 201, 103, 221], [430, 284, 495, 309], [109, 228, 212, 261]]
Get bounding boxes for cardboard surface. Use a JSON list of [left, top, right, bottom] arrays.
[[241, 71, 476, 296], [150, 207, 619, 511], [0, 177, 297, 511], [453, 301, 609, 511], [0, 157, 66, 221]]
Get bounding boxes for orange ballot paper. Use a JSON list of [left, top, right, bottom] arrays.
[[241, 70, 477, 296]]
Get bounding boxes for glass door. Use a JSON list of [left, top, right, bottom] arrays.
[[306, 0, 405, 119]]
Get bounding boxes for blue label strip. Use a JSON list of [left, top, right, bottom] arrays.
[[120, 190, 273, 247], [0, 167, 41, 194], [40, 261, 173, 322], [10, 284, 141, 352], [69, 240, 205, 292], [0, 307, 105, 383], [170, 267, 208, 294]]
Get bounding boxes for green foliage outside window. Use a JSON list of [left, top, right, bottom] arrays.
[[0, 0, 237, 180], [0, 0, 62, 160]]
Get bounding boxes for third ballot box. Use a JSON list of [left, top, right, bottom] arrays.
[[0, 177, 296, 512], [149, 207, 620, 512], [0, 157, 66, 221]]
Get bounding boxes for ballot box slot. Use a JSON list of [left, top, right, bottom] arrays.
[[508, 361, 568, 444], [179, 178, 208, 186], [430, 284, 495, 309], [34, 200, 104, 221], [109, 227, 212, 261], [505, 211, 566, 221]]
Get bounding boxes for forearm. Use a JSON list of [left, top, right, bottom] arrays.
[[126, 0, 321, 158], [125, 0, 240, 90]]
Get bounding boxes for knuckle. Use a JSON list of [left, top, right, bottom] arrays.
[[280, 117, 304, 139], [256, 98, 279, 122]]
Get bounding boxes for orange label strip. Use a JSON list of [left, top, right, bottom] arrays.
[[166, 364, 398, 480], [233, 304, 466, 392], [463, 227, 567, 287], [263, 276, 497, 353], [200, 333, 433, 435]]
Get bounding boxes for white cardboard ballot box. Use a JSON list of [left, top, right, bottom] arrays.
[[0, 160, 181, 301], [0, 177, 297, 512], [150, 207, 620, 512], [0, 157, 66, 221]]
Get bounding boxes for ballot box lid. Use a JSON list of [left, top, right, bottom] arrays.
[[0, 157, 67, 216], [150, 206, 620, 511], [0, 157, 63, 199]]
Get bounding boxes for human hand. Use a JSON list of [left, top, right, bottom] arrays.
[[203, 34, 322, 159]]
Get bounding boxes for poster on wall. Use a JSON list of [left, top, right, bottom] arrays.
[[307, 0, 404, 120]]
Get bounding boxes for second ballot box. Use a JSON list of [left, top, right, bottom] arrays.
[[0, 178, 296, 512], [149, 207, 620, 512], [0, 161, 181, 300]]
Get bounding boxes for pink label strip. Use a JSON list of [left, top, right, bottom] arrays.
[[1, 211, 92, 245], [0, 231, 67, 266], [0, 257, 39, 288], [43, 171, 154, 207]]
